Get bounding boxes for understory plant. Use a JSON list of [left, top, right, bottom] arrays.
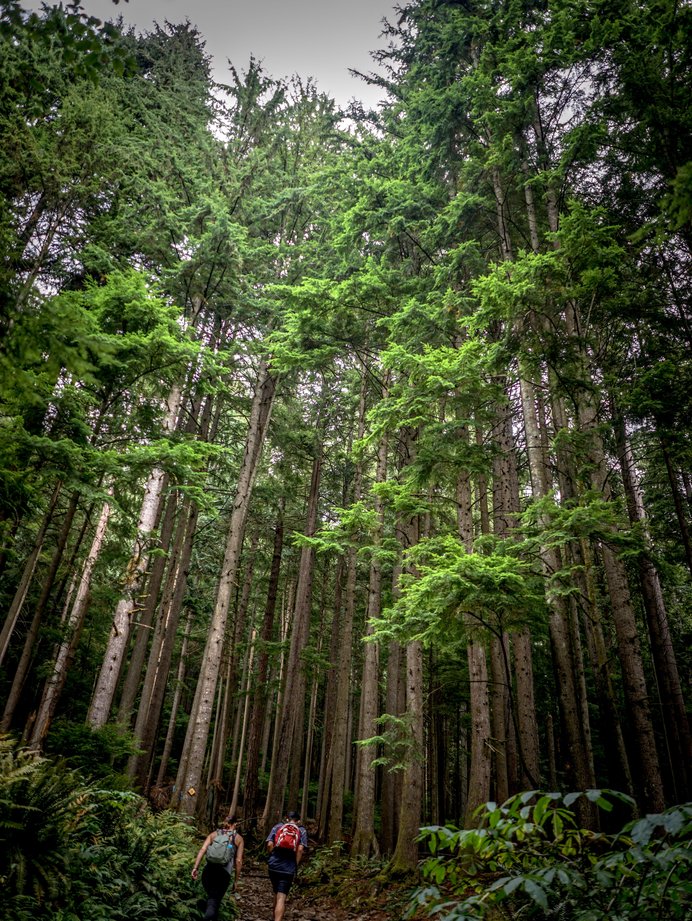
[[408, 790, 692, 920], [0, 736, 204, 921]]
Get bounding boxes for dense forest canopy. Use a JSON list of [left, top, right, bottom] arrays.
[[1, 0, 690, 916]]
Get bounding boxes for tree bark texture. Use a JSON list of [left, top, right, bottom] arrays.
[[177, 364, 276, 816]]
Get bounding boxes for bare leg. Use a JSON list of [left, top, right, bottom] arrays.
[[274, 892, 288, 921]]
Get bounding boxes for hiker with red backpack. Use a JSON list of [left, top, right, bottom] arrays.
[[192, 814, 244, 920], [266, 810, 307, 921]]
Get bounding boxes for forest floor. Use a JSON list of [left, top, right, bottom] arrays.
[[230, 856, 410, 921]]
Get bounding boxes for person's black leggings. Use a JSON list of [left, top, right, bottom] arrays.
[[201, 863, 231, 920]]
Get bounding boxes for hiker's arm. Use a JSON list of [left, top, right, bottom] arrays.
[[232, 835, 244, 889], [191, 832, 214, 879], [296, 843, 305, 866]]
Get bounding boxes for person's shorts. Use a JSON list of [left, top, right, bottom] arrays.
[[268, 869, 295, 894]]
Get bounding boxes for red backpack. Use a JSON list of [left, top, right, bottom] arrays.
[[274, 821, 301, 851]]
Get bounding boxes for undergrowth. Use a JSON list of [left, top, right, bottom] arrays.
[[407, 790, 692, 920], [298, 840, 415, 918], [0, 736, 206, 921]]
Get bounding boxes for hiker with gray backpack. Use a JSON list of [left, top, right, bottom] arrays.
[[192, 815, 244, 920]]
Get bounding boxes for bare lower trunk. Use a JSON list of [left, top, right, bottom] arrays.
[[2, 490, 79, 731], [513, 627, 540, 788], [351, 425, 387, 858], [614, 411, 692, 801], [325, 547, 357, 843], [391, 430, 423, 873], [30, 497, 112, 748], [456, 425, 492, 822], [242, 503, 284, 829], [117, 490, 179, 727], [464, 640, 491, 824], [0, 481, 62, 665], [575, 377, 664, 812], [207, 530, 260, 809], [317, 559, 345, 835], [660, 434, 692, 575], [156, 608, 193, 787], [390, 639, 424, 873], [87, 385, 183, 729], [229, 630, 256, 816], [262, 438, 322, 829], [380, 635, 404, 853], [300, 661, 320, 821], [600, 543, 665, 811], [490, 635, 509, 803], [519, 373, 595, 800], [177, 364, 276, 817], [128, 499, 197, 789]]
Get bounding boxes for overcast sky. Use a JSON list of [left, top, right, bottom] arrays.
[[69, 0, 398, 109]]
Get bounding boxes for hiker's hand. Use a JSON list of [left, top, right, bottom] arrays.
[[191, 867, 199, 880]]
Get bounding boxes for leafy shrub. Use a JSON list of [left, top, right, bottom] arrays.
[[408, 790, 692, 920], [0, 736, 205, 921], [44, 719, 143, 789]]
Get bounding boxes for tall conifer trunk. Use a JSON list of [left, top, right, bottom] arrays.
[[0, 481, 62, 666], [87, 385, 183, 728], [30, 496, 113, 748], [2, 490, 79, 731], [242, 501, 284, 829], [177, 361, 276, 817], [351, 423, 387, 858], [391, 428, 423, 873], [262, 434, 322, 828], [613, 409, 692, 801]]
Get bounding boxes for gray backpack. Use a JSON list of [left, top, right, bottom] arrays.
[[206, 830, 236, 865]]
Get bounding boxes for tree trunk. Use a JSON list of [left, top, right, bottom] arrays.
[[30, 497, 112, 748], [574, 366, 664, 812], [351, 425, 387, 858], [177, 363, 276, 817], [489, 635, 509, 803], [229, 630, 256, 817], [390, 638, 424, 873], [87, 402, 183, 730], [464, 640, 491, 823], [155, 607, 193, 788], [0, 480, 62, 666], [614, 410, 692, 801], [1, 490, 79, 731], [519, 372, 596, 800], [391, 427, 423, 873], [456, 425, 492, 824], [316, 558, 344, 835], [242, 502, 284, 831], [262, 436, 322, 829], [660, 434, 692, 575], [325, 546, 357, 843], [117, 488, 179, 727], [207, 528, 260, 813], [128, 498, 198, 790]]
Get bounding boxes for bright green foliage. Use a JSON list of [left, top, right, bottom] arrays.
[[0, 270, 197, 529], [410, 791, 692, 920], [0, 736, 203, 921], [375, 534, 544, 645]]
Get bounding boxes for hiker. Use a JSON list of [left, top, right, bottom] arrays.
[[192, 814, 244, 921], [266, 810, 308, 921]]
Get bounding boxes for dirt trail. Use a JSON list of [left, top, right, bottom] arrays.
[[231, 859, 394, 921]]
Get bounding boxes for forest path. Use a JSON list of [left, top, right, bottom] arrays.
[[232, 859, 394, 921]]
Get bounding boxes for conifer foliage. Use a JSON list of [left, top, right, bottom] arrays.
[[0, 2, 690, 916]]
